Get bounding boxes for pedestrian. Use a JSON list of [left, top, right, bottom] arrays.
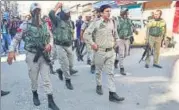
[[1, 19, 11, 54], [49, 2, 78, 90], [7, 3, 60, 110], [84, 4, 125, 102], [145, 10, 166, 68]]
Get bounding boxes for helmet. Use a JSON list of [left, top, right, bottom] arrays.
[[30, 3, 41, 12]]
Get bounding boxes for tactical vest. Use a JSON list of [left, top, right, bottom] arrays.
[[52, 20, 73, 46], [117, 17, 133, 38], [23, 21, 50, 53], [149, 19, 165, 37]]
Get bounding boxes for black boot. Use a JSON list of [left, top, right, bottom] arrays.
[[87, 59, 91, 65], [109, 92, 125, 102], [114, 60, 119, 69], [91, 65, 95, 74], [145, 64, 149, 68], [48, 94, 60, 110], [70, 69, 78, 75], [120, 68, 126, 75], [56, 68, 63, 80], [96, 85, 103, 95], [153, 64, 162, 68], [1, 90, 10, 96], [32, 91, 40, 106], [50, 64, 56, 74], [66, 79, 74, 90]]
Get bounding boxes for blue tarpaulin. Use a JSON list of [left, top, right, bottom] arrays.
[[3, 12, 9, 20]]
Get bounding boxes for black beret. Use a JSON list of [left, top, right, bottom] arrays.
[[100, 4, 111, 12]]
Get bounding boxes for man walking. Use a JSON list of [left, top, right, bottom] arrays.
[[84, 4, 125, 102], [49, 2, 78, 90]]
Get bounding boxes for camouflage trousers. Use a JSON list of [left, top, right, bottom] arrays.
[[116, 39, 130, 68], [55, 45, 74, 79], [25, 51, 53, 94], [94, 48, 116, 92]]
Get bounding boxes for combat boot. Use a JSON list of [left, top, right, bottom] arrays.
[[48, 94, 60, 110], [87, 59, 91, 65], [114, 60, 119, 69], [91, 65, 95, 74], [32, 91, 40, 106], [96, 85, 103, 95], [70, 69, 78, 75], [109, 92, 125, 102], [153, 64, 162, 68], [120, 68, 126, 75], [56, 68, 63, 80], [66, 79, 74, 90], [1, 90, 10, 96]]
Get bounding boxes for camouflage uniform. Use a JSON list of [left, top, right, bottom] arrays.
[[146, 19, 166, 66], [116, 16, 134, 70], [9, 19, 54, 94]]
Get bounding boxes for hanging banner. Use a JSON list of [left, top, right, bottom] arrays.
[[173, 1, 179, 34]]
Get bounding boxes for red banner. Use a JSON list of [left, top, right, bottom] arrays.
[[173, 1, 179, 34]]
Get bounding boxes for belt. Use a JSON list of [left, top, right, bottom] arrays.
[[98, 47, 113, 52], [120, 37, 130, 40]]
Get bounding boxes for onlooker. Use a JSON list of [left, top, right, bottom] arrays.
[[1, 19, 11, 54]]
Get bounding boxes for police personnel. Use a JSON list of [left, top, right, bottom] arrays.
[[80, 13, 92, 65], [49, 2, 78, 90], [84, 4, 125, 102], [7, 3, 59, 110], [145, 10, 166, 68], [115, 8, 138, 75]]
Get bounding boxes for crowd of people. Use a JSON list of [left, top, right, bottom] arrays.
[[1, 16, 25, 55], [2, 2, 172, 110]]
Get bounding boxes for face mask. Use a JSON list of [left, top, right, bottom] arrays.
[[31, 10, 41, 27], [58, 11, 70, 21]]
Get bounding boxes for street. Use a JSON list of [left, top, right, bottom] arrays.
[[1, 48, 179, 110]]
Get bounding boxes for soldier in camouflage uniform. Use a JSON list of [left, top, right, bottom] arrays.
[[145, 10, 166, 68], [7, 3, 60, 110], [84, 4, 125, 102], [115, 8, 138, 75], [49, 2, 78, 90], [80, 13, 92, 65]]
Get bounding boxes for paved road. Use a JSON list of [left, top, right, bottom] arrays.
[[1, 48, 179, 110]]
